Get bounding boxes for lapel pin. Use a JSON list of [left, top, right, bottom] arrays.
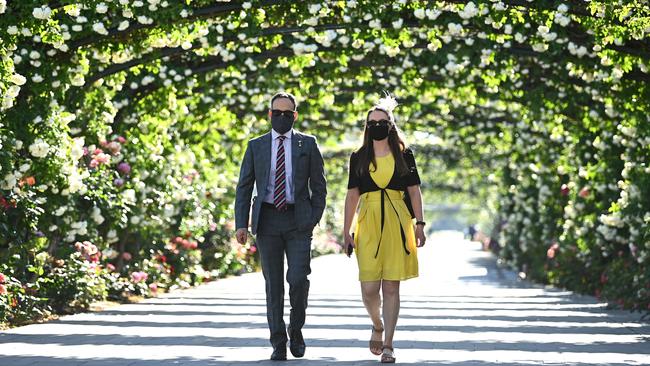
[[298, 139, 303, 148]]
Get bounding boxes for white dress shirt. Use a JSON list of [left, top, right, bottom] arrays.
[[264, 129, 294, 204]]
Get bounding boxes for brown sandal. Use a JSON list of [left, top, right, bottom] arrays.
[[381, 346, 396, 363], [369, 325, 384, 355]]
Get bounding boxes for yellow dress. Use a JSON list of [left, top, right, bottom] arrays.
[[354, 153, 419, 281]]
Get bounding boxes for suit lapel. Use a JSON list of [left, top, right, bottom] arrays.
[[291, 130, 301, 185], [259, 132, 272, 197]]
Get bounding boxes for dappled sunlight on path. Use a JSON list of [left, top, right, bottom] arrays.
[[1, 231, 648, 365]]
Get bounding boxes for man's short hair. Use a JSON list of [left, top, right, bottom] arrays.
[[270, 91, 298, 111]]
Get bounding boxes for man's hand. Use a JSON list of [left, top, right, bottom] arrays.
[[236, 228, 248, 244]]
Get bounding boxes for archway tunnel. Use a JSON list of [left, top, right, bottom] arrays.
[[0, 1, 649, 321]]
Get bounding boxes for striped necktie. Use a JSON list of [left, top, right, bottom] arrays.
[[273, 135, 287, 210]]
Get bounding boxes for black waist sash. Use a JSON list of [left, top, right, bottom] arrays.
[[374, 188, 411, 258]]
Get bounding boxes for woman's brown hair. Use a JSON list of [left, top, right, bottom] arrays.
[[355, 107, 410, 178]]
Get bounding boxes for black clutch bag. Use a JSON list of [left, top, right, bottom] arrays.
[[347, 233, 355, 257]]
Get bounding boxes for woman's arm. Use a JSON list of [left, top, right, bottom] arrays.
[[407, 184, 427, 247], [343, 188, 361, 237], [407, 185, 424, 222]]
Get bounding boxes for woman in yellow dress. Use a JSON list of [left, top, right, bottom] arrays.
[[343, 95, 426, 363]]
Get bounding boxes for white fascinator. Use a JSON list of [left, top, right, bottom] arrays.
[[375, 92, 398, 111], [374, 91, 398, 121]]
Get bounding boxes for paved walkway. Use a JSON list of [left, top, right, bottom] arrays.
[[1, 231, 649, 365]]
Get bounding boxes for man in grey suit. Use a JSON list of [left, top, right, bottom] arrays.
[[234, 91, 327, 361]]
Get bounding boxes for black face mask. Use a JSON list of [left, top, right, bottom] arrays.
[[271, 114, 294, 134], [369, 123, 390, 141]]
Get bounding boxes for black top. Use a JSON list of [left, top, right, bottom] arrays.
[[347, 148, 421, 192]]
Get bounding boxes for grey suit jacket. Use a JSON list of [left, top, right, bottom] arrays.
[[235, 130, 327, 235]]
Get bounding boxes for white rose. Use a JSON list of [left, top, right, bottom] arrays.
[[308, 4, 321, 14], [7, 85, 20, 98], [96, 3, 108, 13], [91, 207, 105, 224], [93, 22, 109, 35], [459, 2, 478, 19], [118, 21, 129, 31], [66, 6, 81, 17], [32, 74, 43, 83], [0, 0, 6, 14], [29, 138, 50, 158], [122, 189, 137, 205], [1, 173, 17, 190], [71, 137, 85, 160], [70, 74, 85, 86], [448, 23, 463, 35], [426, 9, 441, 20], [532, 43, 548, 52], [7, 25, 18, 35], [33, 6, 52, 20], [304, 17, 318, 27], [414, 8, 425, 19], [369, 19, 382, 29]]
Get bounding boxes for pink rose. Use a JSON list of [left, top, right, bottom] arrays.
[[131, 271, 148, 283], [0, 284, 7, 296], [107, 263, 116, 271], [560, 184, 570, 196], [546, 243, 559, 259], [117, 136, 127, 144], [546, 248, 556, 259], [0, 273, 6, 284], [122, 252, 132, 261], [578, 186, 590, 198]]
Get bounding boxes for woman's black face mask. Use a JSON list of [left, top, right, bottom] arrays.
[[367, 119, 391, 140]]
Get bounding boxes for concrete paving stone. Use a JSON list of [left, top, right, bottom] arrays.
[[1, 231, 649, 366]]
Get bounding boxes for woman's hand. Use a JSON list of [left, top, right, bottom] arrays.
[[415, 225, 426, 247], [343, 231, 355, 256]]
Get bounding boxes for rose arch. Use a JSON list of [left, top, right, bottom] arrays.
[[1, 1, 649, 325]]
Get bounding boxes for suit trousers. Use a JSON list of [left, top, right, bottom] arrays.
[[256, 204, 313, 348]]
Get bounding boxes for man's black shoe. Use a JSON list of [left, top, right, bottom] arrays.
[[288, 327, 306, 358], [270, 346, 287, 361]]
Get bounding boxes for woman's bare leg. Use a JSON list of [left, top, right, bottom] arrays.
[[381, 280, 400, 348], [361, 280, 383, 353]]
